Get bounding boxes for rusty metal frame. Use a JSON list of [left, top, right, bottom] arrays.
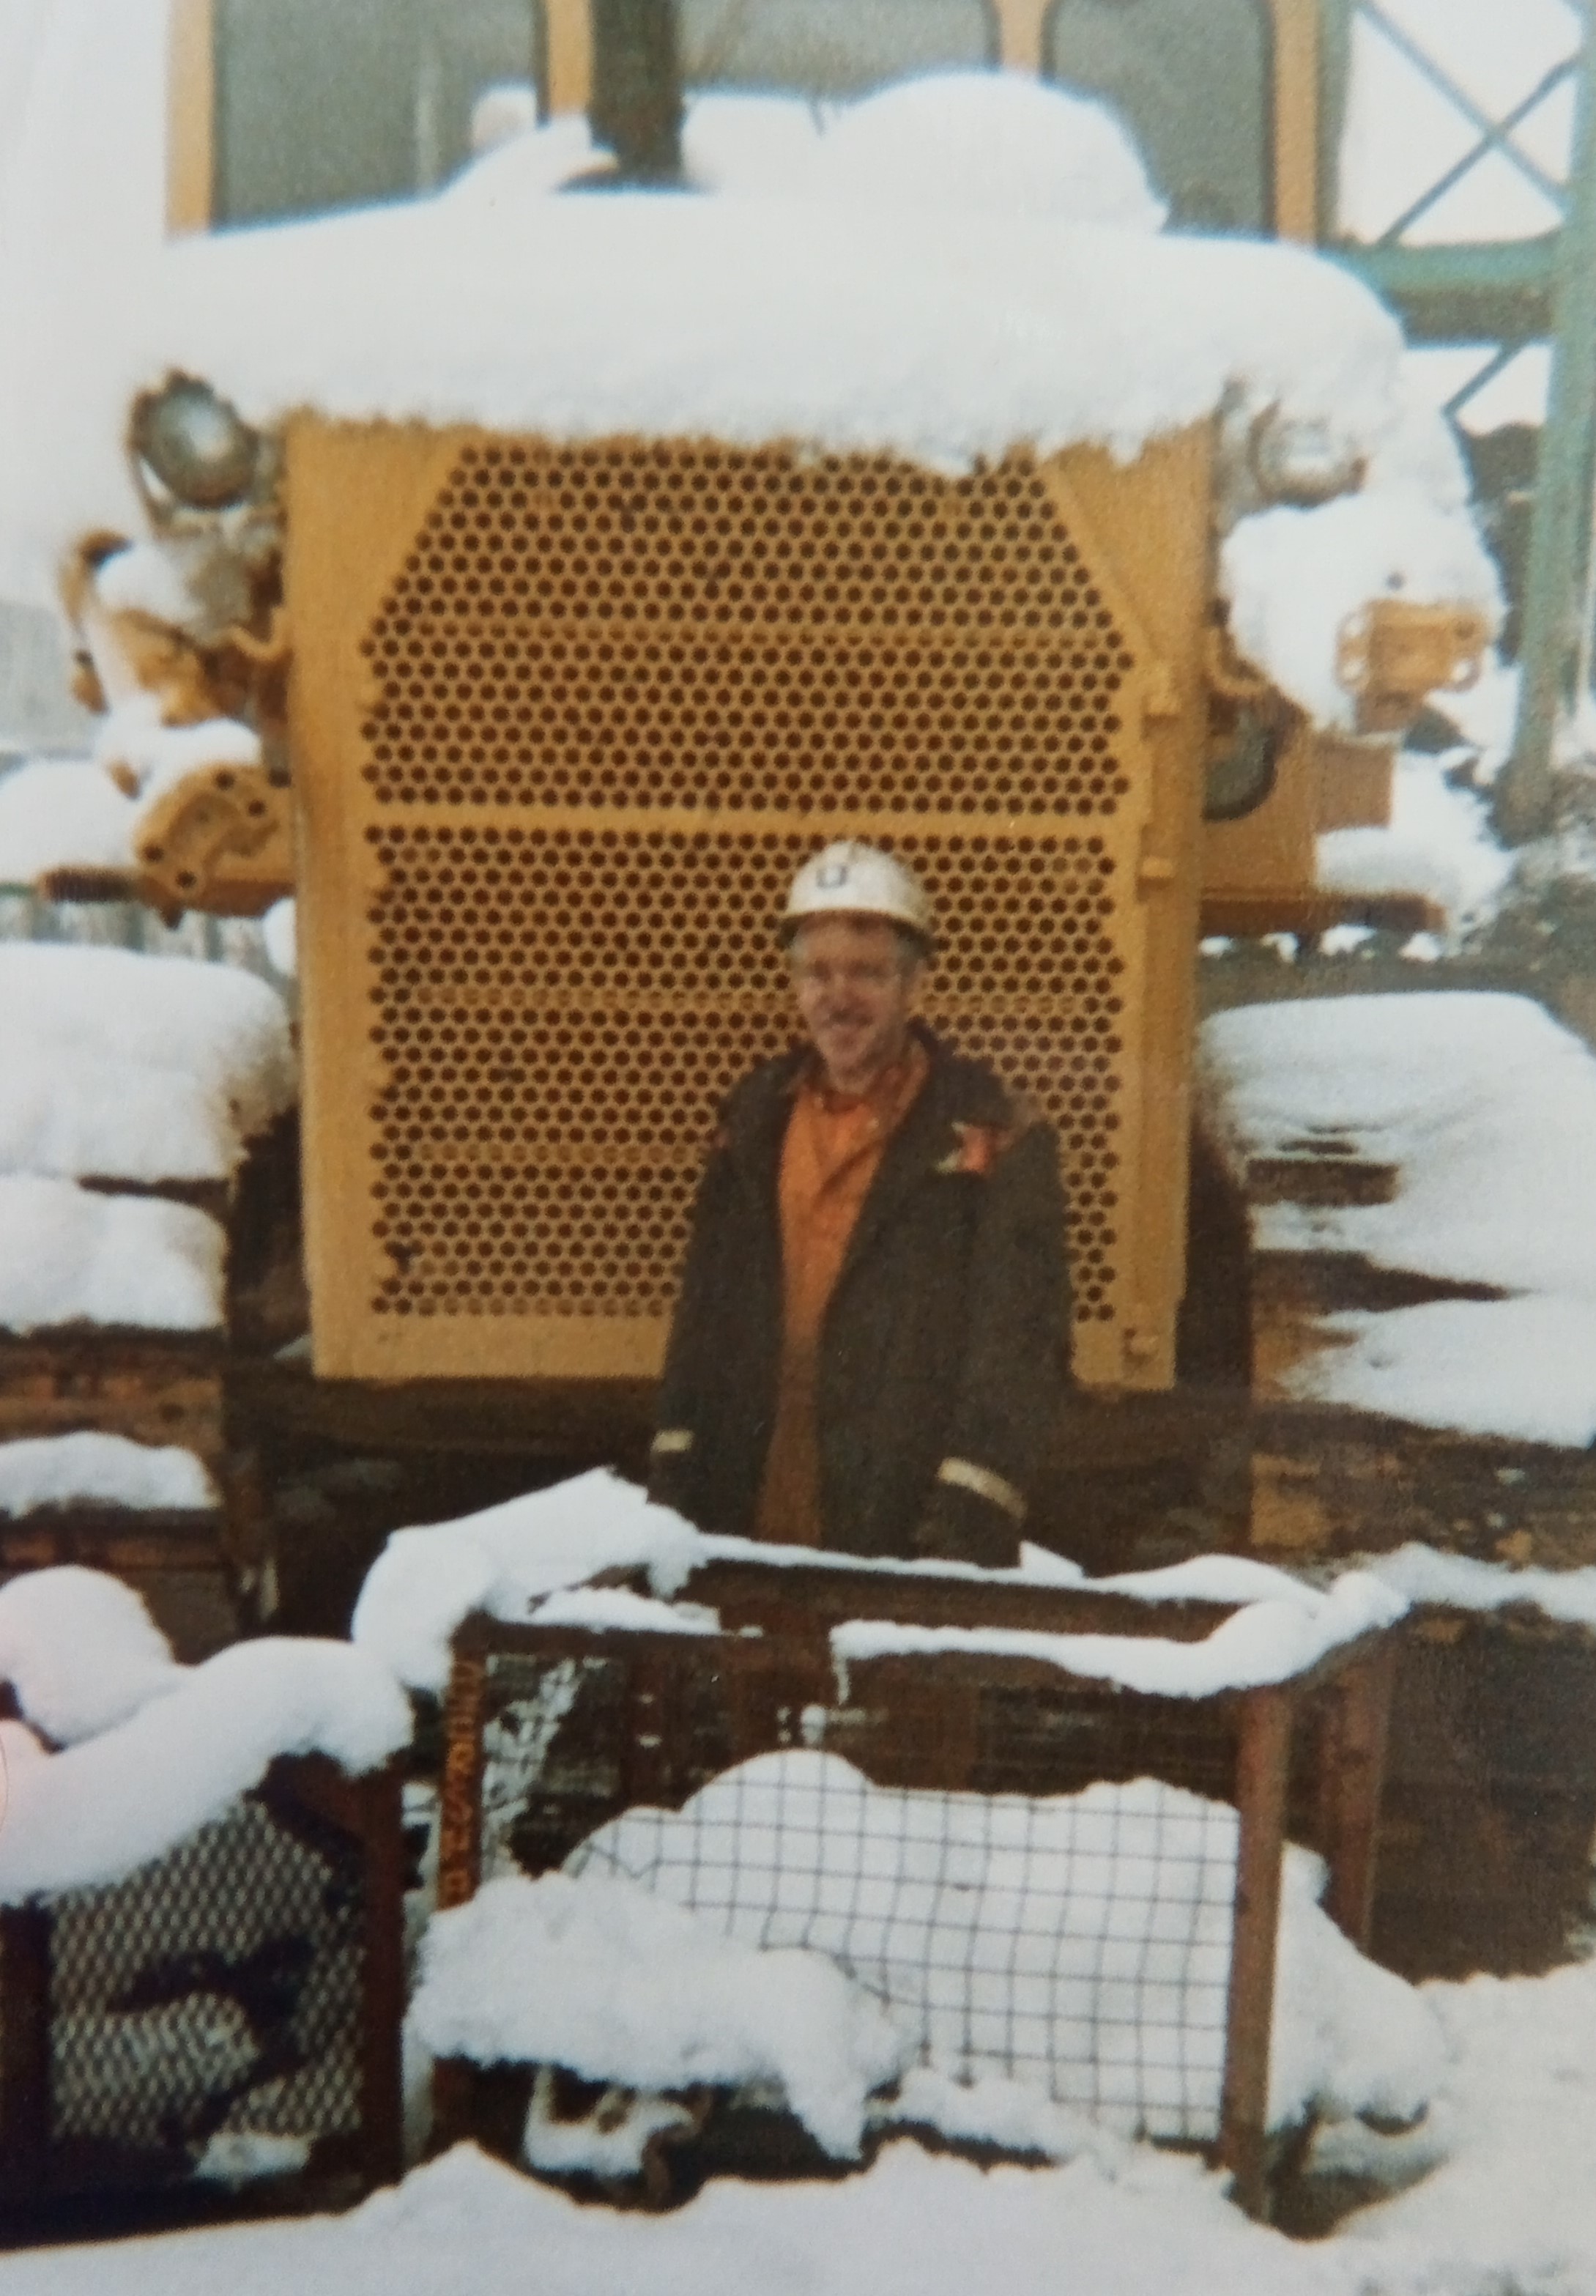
[[0, 1752, 406, 2216], [437, 1565, 1397, 2217]]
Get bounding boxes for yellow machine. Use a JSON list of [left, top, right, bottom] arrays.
[[46, 1, 1493, 1547], [103, 402, 1480, 1421], [286, 422, 1209, 1394]]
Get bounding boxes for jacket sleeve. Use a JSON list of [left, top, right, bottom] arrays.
[[647, 1129, 738, 1514], [914, 1120, 1071, 1569]]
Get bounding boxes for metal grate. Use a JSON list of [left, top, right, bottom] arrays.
[[47, 1793, 364, 2169], [292, 421, 1207, 1385], [568, 1749, 1238, 2142], [349, 440, 1150, 1348], [365, 823, 1127, 1323], [360, 442, 1136, 818], [0, 1761, 404, 2209], [462, 1646, 1252, 2144], [438, 1582, 1397, 2210]]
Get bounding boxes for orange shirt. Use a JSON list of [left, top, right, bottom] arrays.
[[754, 1040, 929, 1547]]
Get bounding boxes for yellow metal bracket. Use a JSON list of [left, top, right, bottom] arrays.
[[1335, 599, 1490, 734], [134, 760, 295, 923]]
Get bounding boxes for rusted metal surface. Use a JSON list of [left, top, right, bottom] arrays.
[[1373, 1608, 1596, 1980], [0, 1909, 51, 2182], [1317, 1642, 1398, 1952], [0, 1754, 405, 2216], [437, 1651, 487, 1911], [1220, 1685, 1292, 2218], [681, 1555, 1236, 1644], [440, 1569, 1394, 2210]]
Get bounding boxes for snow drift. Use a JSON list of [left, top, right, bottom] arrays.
[[0, 1568, 411, 1900]]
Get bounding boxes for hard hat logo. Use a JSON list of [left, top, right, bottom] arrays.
[[782, 841, 934, 947]]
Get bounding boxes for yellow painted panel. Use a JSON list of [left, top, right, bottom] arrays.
[[289, 424, 1211, 1389]]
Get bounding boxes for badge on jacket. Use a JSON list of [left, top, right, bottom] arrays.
[[934, 1121, 1012, 1177]]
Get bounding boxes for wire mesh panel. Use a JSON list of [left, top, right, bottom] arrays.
[[439, 1620, 1367, 2155], [570, 1748, 1239, 2141], [0, 1761, 402, 2208], [289, 422, 1209, 1390]]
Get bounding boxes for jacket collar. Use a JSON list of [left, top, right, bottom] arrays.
[[721, 1023, 1009, 1290], [835, 1026, 968, 1282]]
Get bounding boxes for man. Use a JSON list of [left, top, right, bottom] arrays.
[[648, 842, 1071, 1569]]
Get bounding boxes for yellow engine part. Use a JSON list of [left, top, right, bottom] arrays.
[[1336, 598, 1490, 736], [133, 760, 294, 922], [286, 419, 1215, 1393]]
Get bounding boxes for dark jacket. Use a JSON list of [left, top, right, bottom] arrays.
[[649, 1025, 1070, 1568]]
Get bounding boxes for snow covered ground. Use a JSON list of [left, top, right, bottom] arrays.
[[8, 1980, 1596, 2296], [1201, 990, 1596, 1443]]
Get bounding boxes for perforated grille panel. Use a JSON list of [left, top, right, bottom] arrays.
[[360, 442, 1135, 818], [294, 427, 1200, 1385], [366, 825, 1126, 1325]]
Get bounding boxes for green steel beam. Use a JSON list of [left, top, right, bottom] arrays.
[[1332, 237, 1558, 346], [1497, 25, 1596, 840], [1377, 53, 1576, 247], [1356, 0, 1569, 211]]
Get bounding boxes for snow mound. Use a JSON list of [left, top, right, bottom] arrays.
[[1221, 489, 1500, 731], [351, 1469, 703, 1695], [0, 1049, 242, 1188], [0, 1601, 412, 1900], [833, 1570, 1402, 1697], [680, 92, 828, 198], [261, 895, 296, 978], [442, 114, 604, 212], [2, 142, 1416, 607], [1315, 1955, 1596, 2285], [1201, 992, 1596, 1300], [0, 1563, 180, 1743], [1317, 754, 1511, 940], [0, 757, 138, 881], [0, 1431, 217, 1519], [0, 2132, 1348, 2296], [1202, 990, 1596, 1443], [570, 1752, 1441, 2140], [679, 78, 1164, 229], [94, 693, 262, 805], [803, 74, 1165, 230], [0, 946, 296, 1166], [1288, 1295, 1596, 1448], [0, 1174, 224, 1332], [413, 1869, 913, 2160], [354, 1469, 1395, 1702], [1366, 1540, 1596, 1630]]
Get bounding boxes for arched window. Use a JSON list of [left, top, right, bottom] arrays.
[[678, 0, 996, 100], [212, 0, 546, 225], [1043, 0, 1272, 233]]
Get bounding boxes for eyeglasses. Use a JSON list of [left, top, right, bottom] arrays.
[[790, 956, 904, 993]]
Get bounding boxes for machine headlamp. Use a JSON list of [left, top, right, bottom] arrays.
[[1250, 412, 1364, 508], [129, 374, 263, 511]]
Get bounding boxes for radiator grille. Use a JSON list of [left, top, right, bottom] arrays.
[[292, 425, 1201, 1383], [360, 441, 1135, 819], [366, 823, 1126, 1323]]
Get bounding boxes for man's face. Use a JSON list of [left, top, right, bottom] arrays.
[[789, 915, 923, 1096]]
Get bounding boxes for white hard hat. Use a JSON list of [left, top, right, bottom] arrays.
[[782, 841, 933, 947]]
